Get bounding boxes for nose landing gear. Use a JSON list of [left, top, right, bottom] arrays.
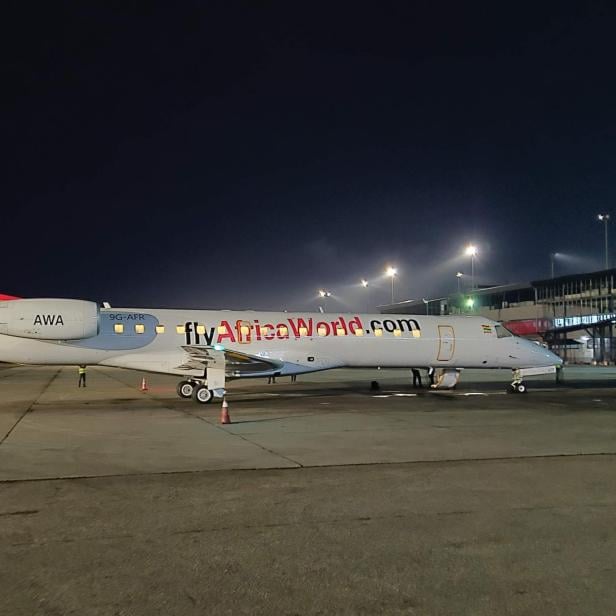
[[508, 380, 527, 394], [507, 365, 558, 394]]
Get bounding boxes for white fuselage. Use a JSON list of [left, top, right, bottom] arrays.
[[0, 306, 561, 377]]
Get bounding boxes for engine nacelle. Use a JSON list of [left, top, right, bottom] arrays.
[[0, 299, 99, 340]]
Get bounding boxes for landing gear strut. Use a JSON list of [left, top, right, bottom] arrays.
[[508, 369, 528, 394]]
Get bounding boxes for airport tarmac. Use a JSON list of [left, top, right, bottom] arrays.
[[1, 365, 616, 615]]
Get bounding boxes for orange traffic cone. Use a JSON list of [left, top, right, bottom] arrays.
[[220, 398, 231, 424], [140, 377, 148, 392]]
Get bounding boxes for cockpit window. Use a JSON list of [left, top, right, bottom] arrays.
[[495, 324, 513, 338]]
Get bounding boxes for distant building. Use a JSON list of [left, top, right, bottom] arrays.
[[380, 268, 616, 364]]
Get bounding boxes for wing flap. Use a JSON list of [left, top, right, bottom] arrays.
[[179, 346, 283, 376]]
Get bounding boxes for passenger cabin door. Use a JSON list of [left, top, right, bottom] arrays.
[[437, 325, 455, 361]]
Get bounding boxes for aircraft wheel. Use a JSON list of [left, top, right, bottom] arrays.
[[177, 380, 194, 399], [516, 382, 527, 394], [192, 384, 214, 404]]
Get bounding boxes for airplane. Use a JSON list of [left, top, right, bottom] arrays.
[[0, 296, 562, 402]]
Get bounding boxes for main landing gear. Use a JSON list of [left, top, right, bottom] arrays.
[[176, 380, 215, 403], [176, 368, 226, 404]]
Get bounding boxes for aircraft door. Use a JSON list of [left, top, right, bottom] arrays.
[[437, 325, 455, 361]]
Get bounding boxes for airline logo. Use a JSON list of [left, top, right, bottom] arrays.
[[33, 314, 65, 326], [181, 316, 421, 346]]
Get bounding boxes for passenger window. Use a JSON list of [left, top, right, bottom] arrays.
[[317, 326, 327, 336], [299, 327, 308, 336], [393, 329, 402, 337], [354, 328, 364, 336], [135, 324, 145, 334], [176, 325, 186, 334], [412, 330, 421, 338], [336, 327, 346, 336], [495, 324, 513, 338], [196, 325, 206, 335], [114, 323, 124, 334], [156, 325, 165, 334], [374, 328, 383, 337]]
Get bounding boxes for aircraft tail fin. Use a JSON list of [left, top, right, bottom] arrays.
[[0, 293, 21, 301]]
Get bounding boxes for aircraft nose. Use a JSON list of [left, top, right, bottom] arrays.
[[528, 341, 562, 366]]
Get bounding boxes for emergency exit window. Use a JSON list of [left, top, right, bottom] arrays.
[[135, 324, 145, 334], [114, 323, 124, 334]]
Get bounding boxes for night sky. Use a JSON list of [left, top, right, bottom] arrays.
[[3, 3, 616, 311]]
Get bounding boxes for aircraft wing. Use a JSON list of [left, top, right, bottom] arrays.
[[177, 346, 284, 377]]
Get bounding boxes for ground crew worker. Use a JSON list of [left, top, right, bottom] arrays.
[[78, 365, 87, 388], [411, 368, 422, 388]]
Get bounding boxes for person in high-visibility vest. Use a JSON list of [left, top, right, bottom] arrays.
[[78, 365, 87, 388]]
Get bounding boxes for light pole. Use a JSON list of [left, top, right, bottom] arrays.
[[598, 214, 610, 269], [360, 279, 369, 312], [465, 245, 477, 290], [550, 253, 555, 279], [318, 289, 331, 312], [385, 267, 397, 303], [456, 272, 463, 293]]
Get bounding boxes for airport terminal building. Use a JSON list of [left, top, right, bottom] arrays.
[[380, 268, 616, 364]]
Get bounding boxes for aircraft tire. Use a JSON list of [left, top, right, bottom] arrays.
[[192, 384, 214, 404], [516, 383, 527, 394], [177, 380, 194, 399]]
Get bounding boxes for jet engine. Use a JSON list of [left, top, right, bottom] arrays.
[[0, 298, 99, 340]]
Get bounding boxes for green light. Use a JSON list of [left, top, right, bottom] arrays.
[[466, 297, 475, 308]]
